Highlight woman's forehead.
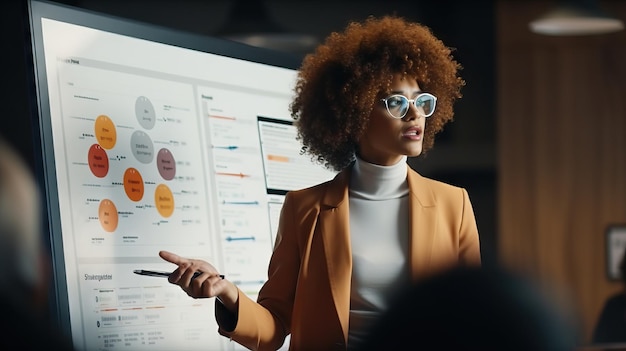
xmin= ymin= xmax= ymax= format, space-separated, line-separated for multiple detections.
xmin=389 ymin=74 xmax=420 ymax=89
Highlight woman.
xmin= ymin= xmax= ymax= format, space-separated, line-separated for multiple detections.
xmin=159 ymin=15 xmax=481 ymax=351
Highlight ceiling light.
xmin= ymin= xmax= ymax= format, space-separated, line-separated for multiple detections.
xmin=529 ymin=0 xmax=624 ymax=35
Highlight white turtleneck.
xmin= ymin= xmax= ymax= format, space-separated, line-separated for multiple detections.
xmin=347 ymin=156 xmax=411 ymax=349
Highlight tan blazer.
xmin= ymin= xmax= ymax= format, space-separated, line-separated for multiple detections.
xmin=218 ymin=165 xmax=481 ymax=351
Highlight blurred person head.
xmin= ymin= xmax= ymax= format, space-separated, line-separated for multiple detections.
xmin=359 ymin=265 xmax=579 ymax=351
xmin=0 ymin=136 xmax=74 ymax=350
xmin=0 ymin=136 xmax=45 ymax=298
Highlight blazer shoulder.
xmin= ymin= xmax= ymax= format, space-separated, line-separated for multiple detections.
xmin=423 ymin=176 xmax=464 ymax=191
xmin=285 ymin=168 xmax=348 ymax=208
xmin=286 ymin=177 xmax=333 ymax=198
xmin=409 ymin=168 xmax=467 ymax=193
xmin=407 ymin=167 xmax=472 ymax=209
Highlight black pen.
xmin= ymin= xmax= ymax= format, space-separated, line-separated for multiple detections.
xmin=133 ymin=269 xmax=225 ymax=279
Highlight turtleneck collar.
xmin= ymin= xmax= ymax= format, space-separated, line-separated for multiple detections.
xmin=349 ymin=156 xmax=409 ymax=200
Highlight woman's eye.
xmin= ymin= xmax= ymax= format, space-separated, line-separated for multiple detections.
xmin=387 ymin=97 xmax=403 ymax=107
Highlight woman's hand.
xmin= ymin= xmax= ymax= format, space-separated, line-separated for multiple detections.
xmin=158 ymin=250 xmax=239 ymax=312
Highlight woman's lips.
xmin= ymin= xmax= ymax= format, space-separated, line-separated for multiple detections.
xmin=402 ymin=126 xmax=423 ymax=140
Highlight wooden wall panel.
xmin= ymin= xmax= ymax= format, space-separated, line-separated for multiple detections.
xmin=497 ymin=0 xmax=626 ymax=343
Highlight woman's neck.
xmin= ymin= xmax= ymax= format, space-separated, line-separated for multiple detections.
xmin=350 ymin=156 xmax=408 ymax=200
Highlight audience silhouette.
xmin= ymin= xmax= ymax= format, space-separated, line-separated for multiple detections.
xmin=358 ymin=265 xmax=579 ymax=351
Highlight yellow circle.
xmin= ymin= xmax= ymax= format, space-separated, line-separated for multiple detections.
xmin=94 ymin=115 xmax=117 ymax=149
xmin=154 ymin=184 xmax=174 ymax=218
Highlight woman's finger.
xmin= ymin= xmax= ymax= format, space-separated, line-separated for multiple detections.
xmin=159 ymin=250 xmax=183 ymax=264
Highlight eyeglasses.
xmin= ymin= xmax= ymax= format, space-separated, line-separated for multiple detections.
xmin=380 ymin=93 xmax=437 ymax=119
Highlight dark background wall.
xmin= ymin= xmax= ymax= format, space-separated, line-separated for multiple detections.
xmin=497 ymin=1 xmax=626 ymax=341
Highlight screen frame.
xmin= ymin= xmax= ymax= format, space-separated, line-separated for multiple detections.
xmin=25 ymin=0 xmax=302 ymax=340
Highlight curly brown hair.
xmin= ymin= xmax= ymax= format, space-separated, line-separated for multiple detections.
xmin=290 ymin=15 xmax=465 ymax=172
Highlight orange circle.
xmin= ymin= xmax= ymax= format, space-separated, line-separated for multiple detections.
xmin=154 ymin=184 xmax=174 ymax=218
xmin=123 ymin=168 xmax=144 ymax=202
xmin=98 ymin=199 xmax=118 ymax=232
xmin=94 ymin=115 xmax=117 ymax=150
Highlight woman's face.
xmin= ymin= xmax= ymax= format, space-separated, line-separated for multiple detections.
xmin=357 ymin=74 xmax=426 ymax=166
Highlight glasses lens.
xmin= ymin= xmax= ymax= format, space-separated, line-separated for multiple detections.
xmin=385 ymin=95 xmax=409 ymax=118
xmin=415 ymin=94 xmax=436 ymax=117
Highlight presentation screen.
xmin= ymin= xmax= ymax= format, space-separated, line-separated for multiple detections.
xmin=26 ymin=1 xmax=336 ymax=350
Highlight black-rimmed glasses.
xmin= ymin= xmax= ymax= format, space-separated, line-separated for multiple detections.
xmin=380 ymin=93 xmax=437 ymax=119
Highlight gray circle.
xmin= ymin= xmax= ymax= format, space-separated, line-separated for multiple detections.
xmin=130 ymin=130 xmax=154 ymax=164
xmin=135 ymin=96 xmax=156 ymax=129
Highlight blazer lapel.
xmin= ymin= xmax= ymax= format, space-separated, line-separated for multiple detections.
xmin=314 ymin=166 xmax=438 ymax=341
xmin=319 ymin=169 xmax=352 ymax=342
xmin=406 ymin=167 xmax=438 ymax=280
